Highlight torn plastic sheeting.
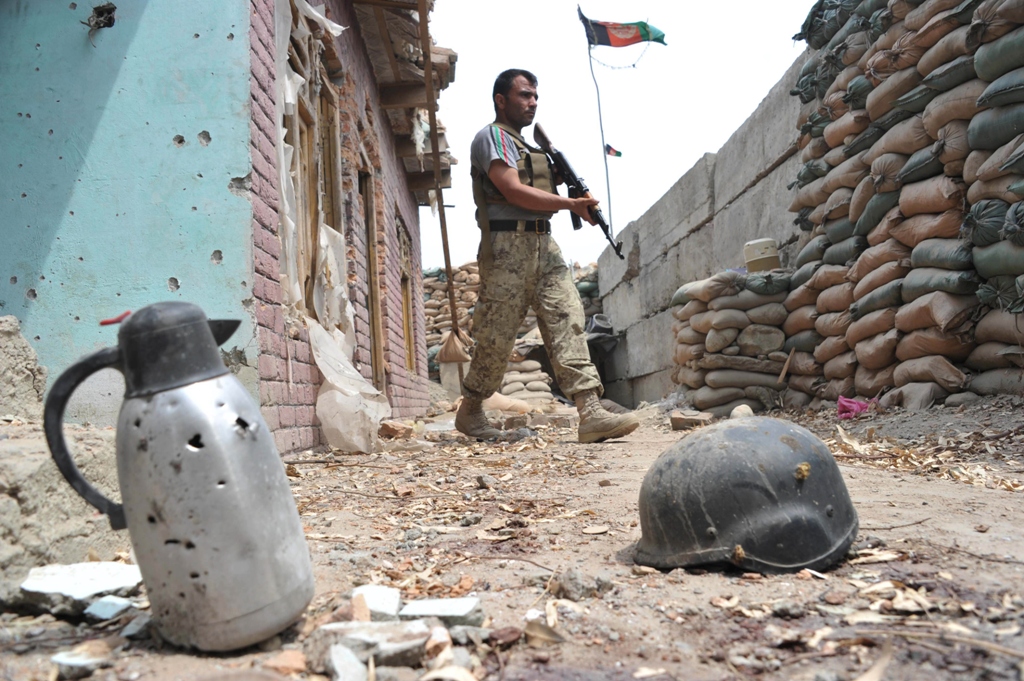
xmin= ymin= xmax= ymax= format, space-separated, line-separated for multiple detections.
xmin=308 ymin=318 xmax=391 ymax=454
xmin=313 ymin=224 xmax=356 ymax=349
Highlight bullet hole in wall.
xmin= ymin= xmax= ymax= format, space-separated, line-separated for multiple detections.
xmin=26 ymin=289 xmax=37 ymax=300
xmin=48 ymin=129 xmax=53 ymax=135
xmin=211 ymin=250 xmax=223 ymax=265
xmin=173 ymin=135 xmax=185 ymax=147
xmin=198 ymin=131 xmax=211 ymax=146
xmin=193 ymin=33 xmax=200 ymax=39
xmin=168 ymin=277 xmax=180 ymax=292
xmin=9 ymin=277 xmax=17 ymax=285
xmin=227 ymin=33 xmax=234 ymax=40
xmin=227 ymin=173 xmax=251 ymax=198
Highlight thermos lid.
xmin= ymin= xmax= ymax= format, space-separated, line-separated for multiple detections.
xmin=118 ymin=302 xmax=240 ymax=398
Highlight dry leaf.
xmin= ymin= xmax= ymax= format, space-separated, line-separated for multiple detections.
xmin=633 ymin=669 xmax=668 ymax=679
xmin=711 ymin=596 xmax=739 ymax=609
xmin=419 ymin=667 xmax=478 ymax=681
xmin=845 ymin=610 xmax=901 ymax=625
xmin=351 ymin=593 xmax=371 ymax=622
xmin=852 ymin=640 xmax=893 ymax=681
xmin=524 ymin=620 xmax=566 ymax=647
xmin=475 ymin=530 xmax=513 ymax=543
xmin=848 ymin=549 xmax=903 ymax=565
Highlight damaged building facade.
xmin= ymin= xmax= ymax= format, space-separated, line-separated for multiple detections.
xmin=0 ymin=0 xmax=456 ymax=453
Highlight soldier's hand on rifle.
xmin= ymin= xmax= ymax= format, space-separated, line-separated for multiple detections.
xmin=570 ymin=195 xmax=600 ymax=226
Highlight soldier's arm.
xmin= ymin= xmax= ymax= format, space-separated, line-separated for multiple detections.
xmin=488 ymin=161 xmax=598 ymax=225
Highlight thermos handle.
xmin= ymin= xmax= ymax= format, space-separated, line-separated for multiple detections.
xmin=43 ymin=347 xmax=128 ymax=530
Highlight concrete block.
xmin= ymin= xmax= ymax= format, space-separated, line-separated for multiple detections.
xmin=625 ymin=310 xmax=677 ymax=379
xmin=351 ymin=584 xmax=402 ymax=621
xmin=603 ymin=379 xmax=634 ymax=409
xmin=599 ymin=335 xmax=629 ymax=383
xmin=713 ymin=52 xmax=810 ymax=212
xmin=600 ymin=281 xmax=642 ymax=335
xmin=328 ymin=643 xmax=369 ymax=681
xmin=638 ymin=153 xmax=717 ymax=268
xmin=398 ymin=597 xmax=484 ymax=626
xmin=632 ymin=368 xmax=678 ymax=406
xmin=597 ymin=222 xmax=639 ymax=295
xmin=712 ymin=154 xmax=805 ymax=271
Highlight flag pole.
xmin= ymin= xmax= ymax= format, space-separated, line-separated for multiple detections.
xmin=586 ymin=42 xmax=613 ymax=232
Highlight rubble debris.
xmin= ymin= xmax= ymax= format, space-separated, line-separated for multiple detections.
xmin=51 ymin=637 xmax=119 ymax=679
xmin=669 ymin=409 xmax=713 ymax=430
xmin=327 ymin=643 xmax=368 ymax=681
xmin=119 ymin=612 xmax=150 ymax=639
xmin=305 ymin=619 xmax=437 ymax=671
xmin=351 ymin=584 xmax=402 ymax=621
xmin=398 ymin=597 xmax=484 ymax=627
xmin=262 ymin=649 xmax=307 ymax=675
xmin=18 ymin=562 xmax=142 ymax=616
xmin=83 ymin=594 xmax=134 ymax=621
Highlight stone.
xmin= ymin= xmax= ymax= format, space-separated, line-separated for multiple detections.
xmin=945 ymin=391 xmax=981 ymax=408
xmin=451 ymin=646 xmax=473 ymax=669
xmin=263 ymin=649 xmax=306 ymax=675
xmin=503 ymin=414 xmax=528 ymax=429
xmin=327 ymin=644 xmax=368 ymax=681
xmin=83 ymin=595 xmax=134 ymax=621
xmin=551 ymin=567 xmax=589 ymax=602
xmin=379 ymin=421 xmax=414 ymax=439
xmin=51 ymin=639 xmax=115 ymax=679
xmin=120 ymin=613 xmax=150 ymax=639
xmin=305 ymin=619 xmax=437 ymax=672
xmin=730 ymin=405 xmax=755 ymax=419
xmin=448 ymin=625 xmax=492 ymax=646
xmin=670 ymin=410 xmax=713 ymax=430
xmin=476 ymin=475 xmax=498 ymax=490
xmin=19 ymin=562 xmax=143 ymax=616
xmin=351 ymin=585 xmax=401 ymax=621
xmin=771 ymin=600 xmax=806 ymax=619
xmin=398 ymin=597 xmax=484 ymax=626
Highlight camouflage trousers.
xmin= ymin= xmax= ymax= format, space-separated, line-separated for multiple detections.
xmin=463 ymin=230 xmax=603 ymax=401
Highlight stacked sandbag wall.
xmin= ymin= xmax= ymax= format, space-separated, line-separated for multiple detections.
xmin=670 ymin=271 xmax=791 ymax=416
xmin=498 ymin=359 xmax=556 ymax=404
xmin=786 ymin=0 xmax=1024 ymax=405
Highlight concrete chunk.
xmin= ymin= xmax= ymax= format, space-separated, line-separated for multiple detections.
xmin=83 ymin=595 xmax=134 ymax=621
xmin=305 ymin=619 xmax=436 ymax=672
xmin=398 ymin=597 xmax=484 ymax=626
xmin=19 ymin=562 xmax=142 ymax=616
xmin=327 ymin=644 xmax=369 ymax=681
xmin=351 ymin=584 xmax=402 ymax=621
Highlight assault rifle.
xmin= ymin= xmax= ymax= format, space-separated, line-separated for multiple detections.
xmin=533 ymin=124 xmax=624 ymax=260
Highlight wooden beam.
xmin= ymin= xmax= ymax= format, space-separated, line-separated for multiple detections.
xmin=373 ymin=6 xmax=404 ymax=83
xmin=352 ymin=0 xmax=417 ymax=10
xmin=395 ymin=133 xmax=447 ymax=158
xmin=407 ymin=170 xmax=450 ymax=191
xmin=380 ymin=83 xmax=430 ymax=109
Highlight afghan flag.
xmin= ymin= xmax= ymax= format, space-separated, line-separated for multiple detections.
xmin=578 ymin=7 xmax=666 ymax=48
xmin=605 ymin=144 xmax=622 ymax=157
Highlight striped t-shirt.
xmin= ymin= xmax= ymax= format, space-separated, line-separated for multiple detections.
xmin=470 ymin=124 xmax=554 ymax=222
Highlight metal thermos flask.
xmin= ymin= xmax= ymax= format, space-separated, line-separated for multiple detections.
xmin=43 ymin=302 xmax=314 ymax=651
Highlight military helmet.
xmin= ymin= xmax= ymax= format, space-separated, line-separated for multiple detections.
xmin=635 ymin=417 xmax=858 ymax=573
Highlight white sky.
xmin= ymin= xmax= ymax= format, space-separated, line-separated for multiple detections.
xmin=418 ymin=0 xmax=814 ymax=269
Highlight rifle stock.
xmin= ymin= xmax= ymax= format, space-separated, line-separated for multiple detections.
xmin=533 ymin=124 xmax=624 ymax=260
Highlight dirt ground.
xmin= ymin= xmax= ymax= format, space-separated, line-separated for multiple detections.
xmin=2 ymin=394 xmax=1023 ymax=681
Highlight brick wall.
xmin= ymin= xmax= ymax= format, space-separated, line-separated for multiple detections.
xmin=324 ymin=0 xmax=431 ymax=418
xmin=249 ymin=0 xmax=321 ymax=454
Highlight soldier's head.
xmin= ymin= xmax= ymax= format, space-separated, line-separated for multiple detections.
xmin=493 ymin=69 xmax=538 ymax=129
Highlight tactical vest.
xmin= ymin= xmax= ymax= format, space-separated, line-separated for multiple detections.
xmin=472 ymin=123 xmax=556 ymax=212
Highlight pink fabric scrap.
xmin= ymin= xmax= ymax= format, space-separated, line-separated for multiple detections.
xmin=837 ymin=395 xmax=870 ymax=420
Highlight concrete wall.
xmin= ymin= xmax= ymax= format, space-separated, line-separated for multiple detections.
xmin=598 ymin=51 xmax=812 ymax=407
xmin=0 ymin=2 xmax=257 ymax=424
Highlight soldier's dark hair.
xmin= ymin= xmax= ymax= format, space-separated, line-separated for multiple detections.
xmin=492 ymin=69 xmax=538 ymax=110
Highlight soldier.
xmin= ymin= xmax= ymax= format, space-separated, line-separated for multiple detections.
xmin=455 ymin=68 xmax=640 ymax=444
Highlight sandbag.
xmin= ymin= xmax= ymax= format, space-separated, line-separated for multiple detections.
xmin=826 ymin=216 xmax=857 ymax=245
xmin=973 ymin=240 xmax=1024 ymax=277
xmin=708 ymin=290 xmax=788 ymax=311
xmin=866 ymin=66 xmax=924 ymax=120
xmin=981 ymin=69 xmax=1024 ymax=113
xmin=868 ymin=206 xmax=905 ymax=244
xmin=745 ymin=271 xmax=792 ymax=296
xmin=911 ymin=237 xmax=973 ymax=270
xmin=677 ymin=326 xmax=707 ymax=345
xmin=895 ymin=290 xmax=981 ymax=331
xmin=784 ymin=284 xmax=820 ymax=312
xmin=822 ymin=152 xmax=872 ymax=193
xmin=815 ymin=334 xmax=853 ymax=363
xmin=871 ymin=152 xmax=910 ymax=192
xmin=962 ymin=199 xmax=1011 ymax=246
xmin=896 ymin=326 xmax=975 ymax=361
xmin=705 ymin=327 xmax=740 ymax=353
xmin=898 ymin=175 xmax=966 ymax=217
xmin=934 ymin=119 xmax=971 ymax=163
xmin=673 ymin=299 xmax=709 ymax=322
xmin=863 ymin=115 xmax=931 ymax=164
xmin=785 ymin=329 xmax=827 ymax=353
xmin=790 ymin=260 xmax=824 ymax=290
xmin=689 ymin=310 xmax=714 ymax=335
xmin=856 ymin=327 xmax=902 ymax=368
xmin=850 ymin=238 xmax=913 ymax=281
xmin=998 ymin=135 xmax=1024 ymax=173
xmin=976 ymin=134 xmax=1024 ymax=181
xmin=784 ymin=304 xmax=821 ymax=337
xmin=967 ymin=0 xmax=1018 ymax=47
xmin=681 ymin=270 xmax=748 ymax=302
xmin=944 ymin=158 xmax=966 ymax=175
xmin=892 ymin=83 xmax=942 ymax=113
xmin=704 ymin=370 xmax=786 ymax=391
xmin=917 ymin=26 xmax=972 ymax=77
xmin=904 ymin=0 xmax=961 ymax=31
xmin=783 ymin=388 xmax=815 ymax=409
xmin=889 ymin=209 xmax=963 ymax=247
xmin=825 ymin=110 xmax=873 ymax=148
xmin=966 ymin=174 xmax=1024 ymax=203
xmin=850 ymin=278 xmax=905 ymax=318
xmin=847 ymin=307 xmax=899 ymax=345
xmin=817 ymin=282 xmax=857 ymax=312
xmin=808 ymin=264 xmax=853 ymax=290
xmin=854 ymin=259 xmax=912 ymax=299
xmin=796 ymin=235 xmax=833 ymax=268
xmin=855 ymin=190 xmax=902 ymax=235
xmin=894 ymin=355 xmax=969 ymax=391
xmin=674 ymin=343 xmax=706 ymax=365
xmin=710 ymin=308 xmax=752 ymax=331
xmin=675 ymin=366 xmax=708 ymax=389
xmin=977 ymin=274 xmax=1019 ymax=308
xmin=501 ymin=382 xmax=526 ymax=396
xmin=823 ymin=235 xmax=869 ymax=264
xmin=846 ymin=125 xmax=888 ymax=156
xmin=791 ymin=350 xmax=825 ymax=376
xmin=816 ymin=309 xmax=855 ymax=337
xmin=966 ymin=342 xmax=1017 ymax=370
xmin=901 ymin=266 xmax=982 ymax=302
xmin=879 ymin=381 xmax=950 ymax=408
xmin=1002 ymin=201 xmax=1024 ymax=246
xmin=825 ymin=351 xmax=859 ymax=379
xmin=824 ymin=187 xmax=855 ymax=218
xmin=976 ymin=308 xmax=1024 ymax=343
xmin=855 ymin=363 xmax=898 ymax=397
xmin=975 ymin=24 xmax=1024 ymax=82
xmin=922 ymin=79 xmax=989 ymax=137
xmin=736 ymin=325 xmax=786 ymax=357
xmin=692 ymin=386 xmax=747 ymax=410
xmin=896 ymin=146 xmax=946 ymax=187
xmin=970 ymin=367 xmax=1024 ymax=394
xmin=968 ymin=103 xmax=1024 ymax=150
xmin=819 ymin=376 xmax=857 ymax=400
xmin=965 ymin=150 xmax=993 ymax=184
xmin=849 ymin=174 xmax=877 ymax=226
xmin=746 ymin=302 xmax=789 ymax=326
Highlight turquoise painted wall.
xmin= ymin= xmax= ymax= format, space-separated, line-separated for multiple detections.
xmin=0 ymin=1 xmax=257 ymax=422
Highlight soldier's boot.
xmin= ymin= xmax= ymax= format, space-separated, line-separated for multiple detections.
xmin=455 ymin=395 xmax=503 ymax=440
xmin=575 ymin=389 xmax=640 ymax=444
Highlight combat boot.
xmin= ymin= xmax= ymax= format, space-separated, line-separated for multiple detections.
xmin=575 ymin=389 xmax=640 ymax=443
xmin=455 ymin=395 xmax=503 ymax=440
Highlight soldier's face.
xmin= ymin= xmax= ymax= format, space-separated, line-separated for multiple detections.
xmin=498 ymin=76 xmax=538 ymax=127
